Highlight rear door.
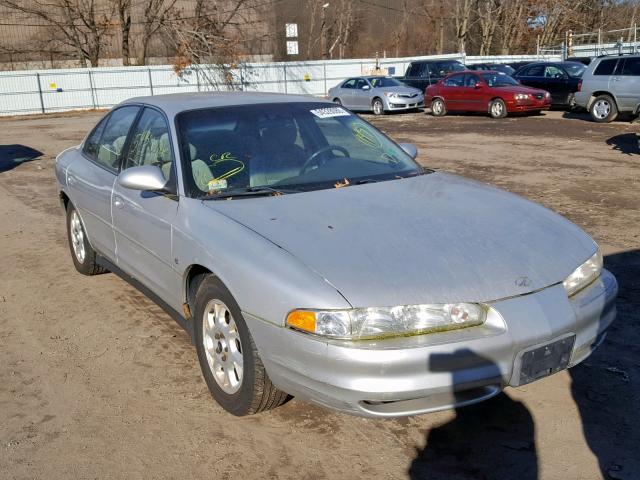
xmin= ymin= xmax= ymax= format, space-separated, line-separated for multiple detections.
xmin=352 ymin=78 xmax=372 ymax=109
xmin=611 ymin=57 xmax=640 ymax=111
xmin=112 ymin=106 xmax=182 ymax=308
xmin=516 ymin=64 xmax=545 ymax=90
xmin=440 ymin=73 xmax=466 ymax=109
xmin=338 ymin=78 xmax=357 ymax=108
xmin=544 ymin=65 xmax=570 ymax=104
xmin=590 ymin=58 xmax=619 ymax=102
xmin=67 ymin=106 xmax=140 ymax=260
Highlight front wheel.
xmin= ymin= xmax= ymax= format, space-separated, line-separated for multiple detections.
xmin=66 ymin=203 xmax=106 ymax=275
xmin=430 ymin=98 xmax=447 ymax=117
xmin=333 ymin=98 xmax=342 ymax=106
xmin=590 ymin=95 xmax=618 ymax=123
xmin=194 ymin=276 xmax=288 ymax=416
xmin=489 ymin=98 xmax=508 ymax=119
xmin=372 ymin=98 xmax=385 ymax=115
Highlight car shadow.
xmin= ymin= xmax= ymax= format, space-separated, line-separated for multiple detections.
xmin=570 ymin=250 xmax=640 ymax=479
xmin=408 ymin=350 xmax=538 ymax=480
xmin=605 ymin=133 xmax=639 ymax=155
xmin=0 ymin=144 xmax=43 ymax=173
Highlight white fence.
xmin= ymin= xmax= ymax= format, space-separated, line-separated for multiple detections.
xmin=0 ymin=53 xmax=561 ymax=116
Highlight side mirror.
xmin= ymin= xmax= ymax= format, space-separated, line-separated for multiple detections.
xmin=362 ymin=85 xmax=371 ymax=90
xmin=474 ymin=83 xmax=482 ymax=89
xmin=118 ymin=165 xmax=168 ymax=191
xmin=399 ymin=143 xmax=418 ymax=159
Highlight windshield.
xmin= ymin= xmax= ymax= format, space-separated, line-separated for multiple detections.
xmin=481 ymin=72 xmax=520 ymax=87
xmin=177 ymin=102 xmax=423 ymax=199
xmin=564 ymin=63 xmax=587 ymax=78
xmin=368 ymin=77 xmax=402 ymax=88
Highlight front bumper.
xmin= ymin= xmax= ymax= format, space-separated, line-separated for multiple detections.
xmin=508 ymin=99 xmax=551 ymax=112
xmin=383 ymin=96 xmax=424 ymax=111
xmin=245 ymin=269 xmax=617 ymax=417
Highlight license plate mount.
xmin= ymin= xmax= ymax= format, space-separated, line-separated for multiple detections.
xmin=518 ymin=335 xmax=576 ymax=386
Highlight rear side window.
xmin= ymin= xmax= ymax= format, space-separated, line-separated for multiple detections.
xmin=407 ymin=63 xmax=425 ymax=77
xmin=522 ymin=64 xmax=544 ymax=76
xmin=443 ymin=74 xmax=464 ymax=87
xmin=84 ymin=118 xmax=107 ymax=159
xmin=594 ymin=59 xmax=617 ymax=76
xmin=620 ymin=57 xmax=640 ymax=76
xmin=342 ymin=79 xmax=356 ymax=89
xmin=94 ymin=106 xmax=140 ymax=171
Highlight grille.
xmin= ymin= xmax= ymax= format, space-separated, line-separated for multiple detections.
xmin=398 ymin=93 xmax=418 ymax=98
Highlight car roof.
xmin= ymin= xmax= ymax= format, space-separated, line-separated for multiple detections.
xmin=121 ymin=92 xmax=329 ymax=118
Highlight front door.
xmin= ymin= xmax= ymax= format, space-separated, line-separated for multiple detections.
xmin=353 ymin=78 xmax=372 ymax=109
xmin=112 ymin=107 xmax=182 ymax=309
xmin=544 ymin=65 xmax=570 ymax=104
xmin=67 ymin=106 xmax=140 ymax=260
xmin=461 ymin=73 xmax=486 ymax=111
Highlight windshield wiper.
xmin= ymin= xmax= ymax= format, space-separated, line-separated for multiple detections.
xmin=203 ymin=186 xmax=298 ymax=200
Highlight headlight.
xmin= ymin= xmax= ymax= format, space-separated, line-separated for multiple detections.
xmin=514 ymin=93 xmax=530 ymax=100
xmin=384 ymin=92 xmax=398 ymax=98
xmin=563 ymin=249 xmax=603 ymax=297
xmin=286 ymin=303 xmax=487 ymax=340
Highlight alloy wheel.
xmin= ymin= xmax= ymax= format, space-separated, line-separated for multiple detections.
xmin=593 ymin=100 xmax=610 ymax=120
xmin=70 ymin=210 xmax=86 ymax=264
xmin=202 ymin=299 xmax=244 ymax=394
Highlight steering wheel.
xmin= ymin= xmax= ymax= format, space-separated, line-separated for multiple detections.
xmin=301 ymin=145 xmax=349 ymax=174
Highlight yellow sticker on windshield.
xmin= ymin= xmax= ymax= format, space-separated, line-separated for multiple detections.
xmin=208 ymin=178 xmax=228 ymax=191
xmin=352 ymin=123 xmax=382 ymax=150
xmin=210 ymin=152 xmax=245 ymax=180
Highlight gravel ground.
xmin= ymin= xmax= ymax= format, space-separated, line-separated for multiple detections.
xmin=0 ymin=108 xmax=638 ymax=480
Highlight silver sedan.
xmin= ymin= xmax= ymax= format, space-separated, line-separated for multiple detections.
xmin=328 ymin=76 xmax=424 ymax=114
xmin=55 ymin=92 xmax=617 ymax=417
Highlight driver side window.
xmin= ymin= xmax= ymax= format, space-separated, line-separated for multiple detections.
xmin=124 ymin=108 xmax=173 ymax=180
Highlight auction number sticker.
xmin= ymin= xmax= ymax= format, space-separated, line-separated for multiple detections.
xmin=310 ymin=107 xmax=351 ymax=118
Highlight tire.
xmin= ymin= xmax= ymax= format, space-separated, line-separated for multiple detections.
xmin=194 ymin=276 xmax=288 ymax=416
xmin=489 ymin=98 xmax=508 ymax=119
xmin=372 ymin=98 xmax=385 ymax=115
xmin=66 ymin=203 xmax=107 ymax=276
xmin=333 ymin=98 xmax=342 ymax=106
xmin=590 ymin=94 xmax=618 ymax=123
xmin=431 ymin=98 xmax=447 ymax=117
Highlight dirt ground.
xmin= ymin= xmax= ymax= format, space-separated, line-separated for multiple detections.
xmin=0 ymin=109 xmax=638 ymax=480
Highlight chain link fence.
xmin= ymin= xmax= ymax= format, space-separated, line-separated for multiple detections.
xmin=0 ymin=53 xmax=560 ymax=116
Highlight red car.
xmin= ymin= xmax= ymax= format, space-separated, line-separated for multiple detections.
xmin=425 ymin=70 xmax=551 ymax=119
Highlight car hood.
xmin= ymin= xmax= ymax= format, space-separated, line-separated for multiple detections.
xmin=205 ymin=173 xmax=596 ymax=307
xmin=376 ymin=86 xmax=422 ymax=96
xmin=492 ymin=85 xmax=547 ymax=95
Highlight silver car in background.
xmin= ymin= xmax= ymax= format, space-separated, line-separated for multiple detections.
xmin=574 ymin=54 xmax=640 ymax=122
xmin=55 ymin=92 xmax=617 ymax=418
xmin=328 ymin=76 xmax=424 ymax=114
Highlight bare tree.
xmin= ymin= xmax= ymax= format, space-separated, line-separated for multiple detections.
xmin=0 ymin=0 xmax=112 ymax=67
xmin=477 ymin=0 xmax=502 ymax=55
xmin=454 ymin=0 xmax=474 ymax=53
xmin=110 ymin=0 xmax=132 ymax=65
xmin=166 ymin=0 xmax=263 ymax=90
xmin=138 ymin=0 xmax=177 ymax=65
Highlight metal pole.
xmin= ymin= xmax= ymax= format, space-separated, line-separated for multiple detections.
xmin=323 ymin=62 xmax=327 ymax=96
xmin=536 ymin=35 xmax=540 ymax=58
xmin=35 ymin=73 xmax=45 ymax=114
xmin=87 ymin=70 xmax=97 ymax=109
xmin=283 ymin=64 xmax=287 ymax=93
xmin=634 ymin=24 xmax=637 ymax=54
xmin=597 ymin=28 xmax=602 ymax=56
xmin=148 ymin=68 xmax=154 ymax=95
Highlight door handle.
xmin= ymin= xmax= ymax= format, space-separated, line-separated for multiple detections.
xmin=113 ymin=196 xmax=124 ymax=209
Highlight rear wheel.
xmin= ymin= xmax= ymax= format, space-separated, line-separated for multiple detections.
xmin=372 ymin=98 xmax=385 ymax=115
xmin=489 ymin=98 xmax=508 ymax=119
xmin=66 ymin=203 xmax=106 ymax=276
xmin=590 ymin=95 xmax=618 ymax=123
xmin=430 ymin=98 xmax=446 ymax=117
xmin=194 ymin=276 xmax=288 ymax=416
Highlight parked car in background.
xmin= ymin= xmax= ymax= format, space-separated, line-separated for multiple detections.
xmin=466 ymin=63 xmax=516 ymax=76
xmin=328 ymin=76 xmax=423 ymax=115
xmin=566 ymin=56 xmax=594 ymax=66
xmin=514 ymin=61 xmax=586 ymax=106
xmin=55 ymin=92 xmax=617 ymax=418
xmin=575 ymin=54 xmax=640 ymax=122
xmin=426 ymin=71 xmax=551 ymax=118
xmin=398 ymin=59 xmax=465 ymax=91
